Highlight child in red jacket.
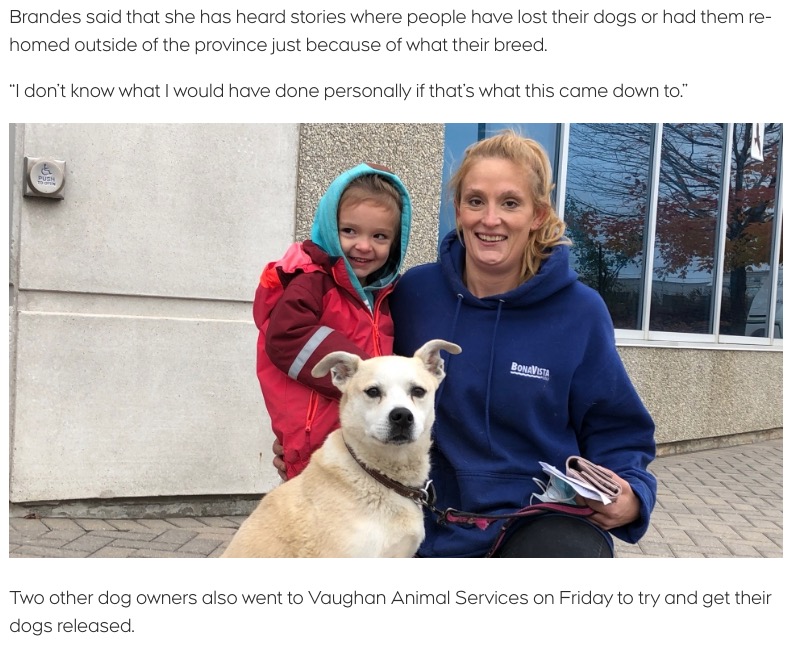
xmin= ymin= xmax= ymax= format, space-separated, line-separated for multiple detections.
xmin=253 ymin=163 xmax=412 ymax=478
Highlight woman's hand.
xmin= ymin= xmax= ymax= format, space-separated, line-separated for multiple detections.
xmin=272 ymin=438 xmax=288 ymax=481
xmin=576 ymin=473 xmax=640 ymax=530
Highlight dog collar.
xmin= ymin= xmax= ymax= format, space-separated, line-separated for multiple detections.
xmin=344 ymin=442 xmax=435 ymax=508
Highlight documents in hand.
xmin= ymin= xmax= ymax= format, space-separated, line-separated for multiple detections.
xmin=538 ymin=457 xmax=622 ymax=505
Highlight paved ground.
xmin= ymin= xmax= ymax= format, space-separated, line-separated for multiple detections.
xmin=9 ymin=439 xmax=783 ymax=558
xmin=614 ymin=439 xmax=782 ymax=558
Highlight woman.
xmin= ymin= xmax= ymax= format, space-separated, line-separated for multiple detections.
xmin=389 ymin=131 xmax=656 ymax=557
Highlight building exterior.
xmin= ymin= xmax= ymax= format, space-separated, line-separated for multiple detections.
xmin=8 ymin=123 xmax=782 ymax=506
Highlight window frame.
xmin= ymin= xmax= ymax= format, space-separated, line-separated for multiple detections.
xmin=560 ymin=122 xmax=782 ymax=350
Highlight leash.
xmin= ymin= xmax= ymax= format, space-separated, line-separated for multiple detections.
xmin=342 ymin=441 xmax=596 ymax=557
xmin=434 ymin=501 xmax=595 ymax=530
xmin=433 ymin=503 xmax=598 ymax=558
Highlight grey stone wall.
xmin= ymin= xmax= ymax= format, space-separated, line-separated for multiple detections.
xmin=295 ymin=124 xmax=445 ymax=269
xmin=620 ymin=347 xmax=783 ymax=447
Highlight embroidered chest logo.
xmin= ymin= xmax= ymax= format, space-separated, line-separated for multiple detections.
xmin=510 ymin=361 xmax=550 ymax=381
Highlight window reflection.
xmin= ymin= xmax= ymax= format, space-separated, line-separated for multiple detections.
xmin=721 ymin=124 xmax=781 ymax=337
xmin=649 ymin=124 xmax=725 ymax=333
xmin=564 ymin=124 xmax=653 ymax=329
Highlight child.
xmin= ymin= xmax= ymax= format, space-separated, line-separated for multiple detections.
xmin=253 ymin=163 xmax=412 ymax=479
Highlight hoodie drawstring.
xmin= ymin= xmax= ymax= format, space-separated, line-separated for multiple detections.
xmin=435 ymin=293 xmax=464 ymax=412
xmin=435 ymin=293 xmax=503 ymax=452
xmin=485 ymin=300 xmax=505 ymax=449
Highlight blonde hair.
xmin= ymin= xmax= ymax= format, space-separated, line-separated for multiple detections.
xmin=338 ymin=173 xmax=402 ymax=216
xmin=449 ymin=130 xmax=569 ymax=283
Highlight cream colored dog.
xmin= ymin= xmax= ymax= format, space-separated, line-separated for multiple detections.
xmin=222 ymin=339 xmax=461 ymax=558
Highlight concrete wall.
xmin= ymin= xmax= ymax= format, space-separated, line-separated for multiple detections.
xmin=9 ymin=124 xmax=299 ymax=502
xmin=8 ymin=123 xmax=782 ymax=505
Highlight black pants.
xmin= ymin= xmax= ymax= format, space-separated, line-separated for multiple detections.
xmin=493 ymin=514 xmax=614 ymax=558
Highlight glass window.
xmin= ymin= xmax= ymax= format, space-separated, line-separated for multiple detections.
xmin=564 ymin=123 xmax=653 ymax=329
xmin=721 ymin=123 xmax=782 ymax=337
xmin=649 ymin=124 xmax=725 ymax=334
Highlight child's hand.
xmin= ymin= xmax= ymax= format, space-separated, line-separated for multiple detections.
xmin=272 ymin=438 xmax=288 ymax=481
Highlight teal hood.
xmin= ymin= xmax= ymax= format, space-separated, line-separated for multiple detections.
xmin=310 ymin=163 xmax=412 ymax=308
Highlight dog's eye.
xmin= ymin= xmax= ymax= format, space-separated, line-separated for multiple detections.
xmin=411 ymin=386 xmax=427 ymax=399
xmin=364 ymin=387 xmax=381 ymax=399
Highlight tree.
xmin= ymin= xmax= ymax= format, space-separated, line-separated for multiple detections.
xmin=724 ymin=123 xmax=780 ymax=334
xmin=564 ymin=123 xmax=781 ymax=334
xmin=564 ymin=123 xmax=652 ymax=328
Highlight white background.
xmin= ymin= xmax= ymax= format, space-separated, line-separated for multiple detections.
xmin=3 ymin=0 xmax=785 ymax=654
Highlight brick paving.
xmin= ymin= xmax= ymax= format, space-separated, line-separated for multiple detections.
xmin=9 ymin=439 xmax=783 ymax=558
xmin=613 ymin=438 xmax=782 ymax=558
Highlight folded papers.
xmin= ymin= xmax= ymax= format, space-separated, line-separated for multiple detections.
xmin=538 ymin=456 xmax=622 ymax=505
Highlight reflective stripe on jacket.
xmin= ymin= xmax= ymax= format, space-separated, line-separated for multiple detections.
xmin=253 ymin=240 xmax=395 ymax=478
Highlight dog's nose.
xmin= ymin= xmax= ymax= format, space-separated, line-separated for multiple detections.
xmin=388 ymin=407 xmax=414 ymax=428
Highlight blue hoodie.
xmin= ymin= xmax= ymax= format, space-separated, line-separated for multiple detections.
xmin=390 ymin=230 xmax=657 ymax=557
xmin=310 ymin=163 xmax=412 ymax=309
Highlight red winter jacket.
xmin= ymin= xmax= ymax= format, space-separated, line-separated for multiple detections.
xmin=253 ymin=241 xmax=395 ymax=478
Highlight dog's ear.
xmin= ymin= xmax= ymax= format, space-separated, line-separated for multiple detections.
xmin=414 ymin=340 xmax=462 ymax=383
xmin=311 ymin=352 xmax=361 ymax=392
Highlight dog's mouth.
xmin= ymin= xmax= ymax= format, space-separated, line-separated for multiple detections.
xmin=385 ymin=433 xmax=415 ymax=445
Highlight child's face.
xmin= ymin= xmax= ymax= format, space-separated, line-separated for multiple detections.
xmin=338 ymin=200 xmax=399 ymax=285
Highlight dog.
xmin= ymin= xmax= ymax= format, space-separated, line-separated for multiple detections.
xmin=221 ymin=339 xmax=461 ymax=557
